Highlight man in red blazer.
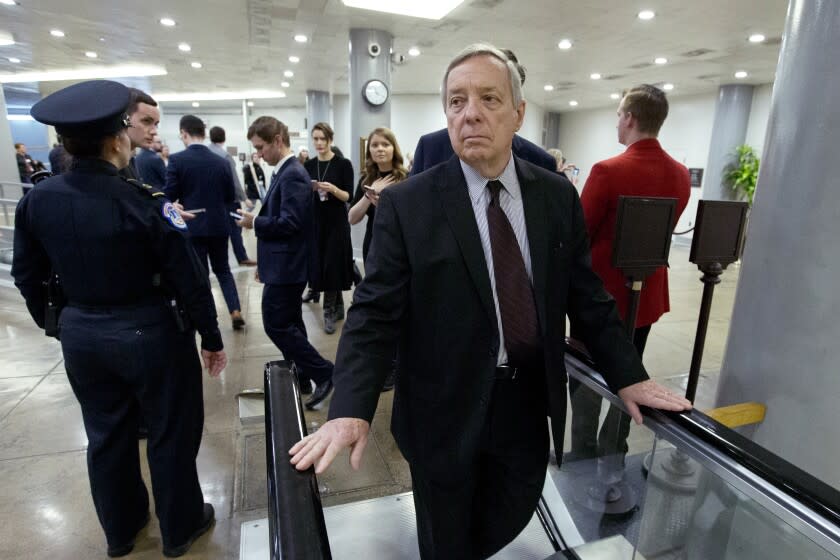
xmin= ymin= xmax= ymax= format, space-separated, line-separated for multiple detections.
xmin=570 ymin=84 xmax=691 ymax=461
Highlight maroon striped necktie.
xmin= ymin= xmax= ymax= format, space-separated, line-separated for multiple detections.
xmin=486 ymin=180 xmax=541 ymax=366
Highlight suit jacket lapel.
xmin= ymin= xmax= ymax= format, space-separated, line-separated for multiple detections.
xmin=516 ymin=157 xmax=549 ymax=335
xmin=260 ymin=159 xmax=290 ymax=216
xmin=438 ymin=156 xmax=498 ymax=327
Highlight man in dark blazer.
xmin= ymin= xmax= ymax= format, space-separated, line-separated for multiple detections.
xmin=164 ymin=115 xmax=245 ymax=330
xmin=135 ymin=134 xmax=166 ymax=189
xmin=290 ymin=44 xmax=691 ymax=558
xmin=239 ymin=116 xmax=334 ymax=409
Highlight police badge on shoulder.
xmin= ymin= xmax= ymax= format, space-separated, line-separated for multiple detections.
xmin=162 ymin=202 xmax=188 ymax=230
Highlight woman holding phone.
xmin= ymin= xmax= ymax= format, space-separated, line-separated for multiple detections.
xmin=349 ymin=127 xmax=409 ymax=264
xmin=303 ymin=122 xmax=355 ymax=334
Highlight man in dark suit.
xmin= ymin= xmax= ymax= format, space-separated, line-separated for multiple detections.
xmin=135 ymin=134 xmax=167 ymax=189
xmin=569 ymin=84 xmax=691 ymax=461
xmin=164 ymin=115 xmax=245 ymax=331
xmin=239 ymin=116 xmax=334 ymax=409
xmin=289 ymin=44 xmax=691 ymax=558
xmin=410 ymin=49 xmax=556 ymax=176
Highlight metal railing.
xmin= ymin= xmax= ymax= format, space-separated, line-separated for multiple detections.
xmin=264 ymin=361 xmax=332 ymax=559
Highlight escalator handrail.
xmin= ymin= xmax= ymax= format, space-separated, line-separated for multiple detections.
xmin=264 ymin=361 xmax=332 ymax=559
xmin=564 ymin=341 xmax=840 ymax=536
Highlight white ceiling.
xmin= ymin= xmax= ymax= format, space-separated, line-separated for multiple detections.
xmin=0 ymin=0 xmax=790 ymax=112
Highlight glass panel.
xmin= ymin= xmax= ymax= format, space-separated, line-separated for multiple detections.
xmin=547 ymin=378 xmax=840 ymax=560
xmin=634 ymin=437 xmax=839 ymax=560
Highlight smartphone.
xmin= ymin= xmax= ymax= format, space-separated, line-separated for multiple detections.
xmin=572 ymin=168 xmax=580 ymax=177
xmin=229 ymin=212 xmax=243 ymax=220
xmin=184 ymin=208 xmax=207 ymax=214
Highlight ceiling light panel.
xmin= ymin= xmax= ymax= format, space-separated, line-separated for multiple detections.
xmin=0 ymin=64 xmax=167 ymax=83
xmin=341 ymin=0 xmax=464 ymax=20
xmin=153 ymin=90 xmax=288 ymax=102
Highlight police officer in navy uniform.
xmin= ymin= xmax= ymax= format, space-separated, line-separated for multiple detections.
xmin=11 ymin=80 xmax=225 ymax=558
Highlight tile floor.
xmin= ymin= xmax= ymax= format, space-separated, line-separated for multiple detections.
xmin=0 ymin=234 xmax=739 ymax=559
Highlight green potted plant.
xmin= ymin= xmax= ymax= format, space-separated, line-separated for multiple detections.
xmin=725 ymin=144 xmax=760 ymax=205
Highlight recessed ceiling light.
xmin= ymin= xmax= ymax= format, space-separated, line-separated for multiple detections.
xmin=284 ymin=70 xmax=294 ymax=78
xmin=191 ymin=61 xmax=202 ymax=69
xmin=0 ymin=31 xmax=13 ymax=46
xmin=748 ymin=33 xmax=766 ymax=43
xmin=638 ymin=10 xmax=655 ymax=20
xmin=192 ymin=102 xmax=200 ymax=107
xmin=294 ymin=34 xmax=308 ymax=43
xmin=281 ymin=81 xmax=290 ymax=88
xmin=85 ymin=52 xmax=98 ymax=59
xmin=8 ymin=57 xmax=20 ymax=63
xmin=0 ymin=0 xmax=18 ymax=5
xmin=590 ymin=73 xmax=601 ymax=80
xmin=610 ymin=93 xmax=620 ymax=100
xmin=160 ymin=17 xmax=176 ymax=27
xmin=341 ymin=0 xmax=464 ymax=20
xmin=99 ymin=37 xmax=106 ymax=42
xmin=50 ymin=29 xmax=65 ymax=38
xmin=247 ymin=101 xmax=254 ymax=107
xmin=654 ymin=57 xmax=668 ymax=65
xmin=408 ymin=47 xmax=421 ymax=57
xmin=544 ymin=84 xmax=554 ymax=91
xmin=734 ymin=70 xmax=748 ymax=79
xmin=558 ymin=39 xmax=573 ymax=50
xmin=178 ymin=43 xmax=191 ymax=52
xmin=288 ymin=56 xmax=300 ymax=63
xmin=663 ymin=83 xmax=674 ymax=91
xmin=569 ymin=100 xmax=578 ymax=107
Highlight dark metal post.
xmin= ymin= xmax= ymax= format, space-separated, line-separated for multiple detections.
xmin=685 ymin=263 xmax=723 ymax=402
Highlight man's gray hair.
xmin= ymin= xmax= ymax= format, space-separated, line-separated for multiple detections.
xmin=440 ymin=43 xmax=524 ymax=110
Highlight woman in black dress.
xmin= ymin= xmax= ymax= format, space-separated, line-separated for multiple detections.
xmin=242 ymin=152 xmax=266 ymax=205
xmin=303 ymin=122 xmax=354 ymax=334
xmin=348 ymin=127 xmax=408 ymax=391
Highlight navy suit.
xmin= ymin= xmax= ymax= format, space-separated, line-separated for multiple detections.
xmin=410 ymin=128 xmax=557 ymax=176
xmin=164 ymin=144 xmax=241 ymax=314
xmin=135 ymin=148 xmax=166 ymax=189
xmin=256 ymin=156 xmax=332 ymax=386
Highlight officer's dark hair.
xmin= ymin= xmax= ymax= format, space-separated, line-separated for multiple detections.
xmin=180 ymin=115 xmax=206 ymax=138
xmin=62 ymin=134 xmax=111 ymax=159
xmin=127 ymin=88 xmax=157 ymax=116
xmin=209 ymin=126 xmax=226 ymax=144
xmin=311 ymin=122 xmax=334 ymax=142
xmin=247 ymin=116 xmax=289 ymax=147
xmin=620 ymin=84 xmax=669 ymax=136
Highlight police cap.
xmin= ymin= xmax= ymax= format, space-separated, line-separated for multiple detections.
xmin=30 ymin=80 xmax=131 ymax=137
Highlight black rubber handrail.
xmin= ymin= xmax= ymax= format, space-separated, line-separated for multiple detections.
xmin=564 ymin=340 xmax=840 ymax=530
xmin=264 ymin=361 xmax=332 ymax=560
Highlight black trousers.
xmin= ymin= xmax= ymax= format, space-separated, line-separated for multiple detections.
xmin=192 ymin=235 xmax=241 ymax=314
xmin=262 ymin=283 xmax=333 ymax=386
xmin=568 ymin=324 xmax=651 ymax=458
xmin=59 ymin=304 xmax=206 ymax=549
xmin=410 ymin=372 xmax=549 ymax=559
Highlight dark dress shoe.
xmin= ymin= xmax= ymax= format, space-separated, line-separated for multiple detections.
xmin=107 ymin=511 xmax=150 ymax=557
xmin=232 ymin=313 xmax=246 ymax=330
xmin=381 ymin=370 xmax=395 ymax=392
xmin=163 ymin=503 xmax=215 ymax=558
xmin=323 ymin=314 xmax=336 ymax=334
xmin=305 ymin=380 xmax=333 ymax=410
xmin=299 ymin=379 xmax=313 ymax=395
xmin=302 ymin=289 xmax=320 ymax=303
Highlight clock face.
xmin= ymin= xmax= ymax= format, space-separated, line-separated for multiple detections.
xmin=364 ymin=80 xmax=389 ymax=106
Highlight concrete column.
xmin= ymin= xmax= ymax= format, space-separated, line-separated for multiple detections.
xmin=715 ymin=0 xmax=840 ymax=488
xmin=0 ymin=88 xmax=19 ymax=184
xmin=305 ymin=89 xmax=330 ymax=155
xmin=543 ymin=111 xmax=562 ymax=151
xmin=702 ymin=84 xmax=754 ymax=200
xmin=348 ymin=28 xmax=392 ymax=180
